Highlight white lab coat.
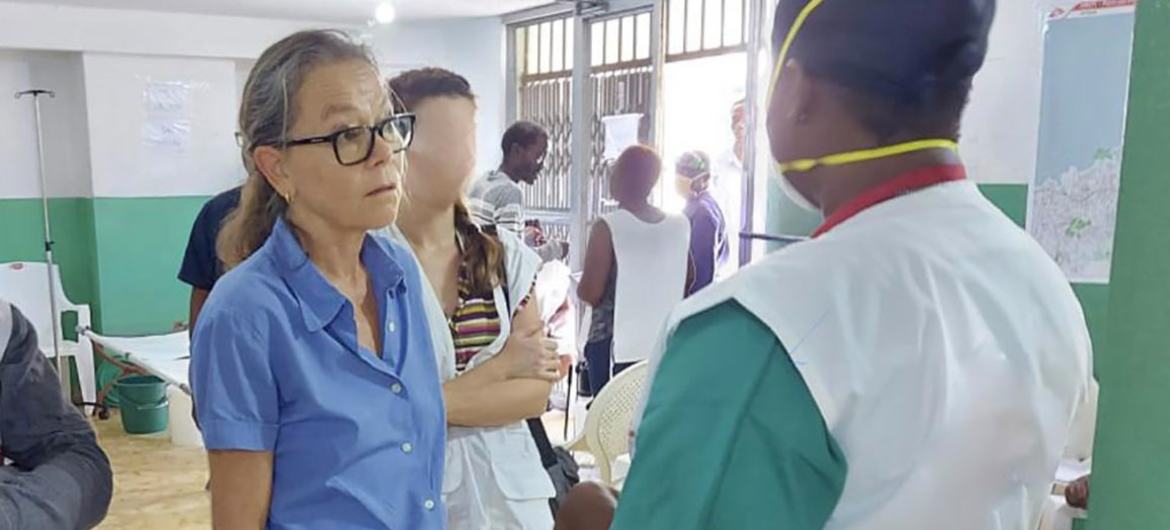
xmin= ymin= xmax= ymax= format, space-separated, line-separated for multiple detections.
xmin=637 ymin=180 xmax=1095 ymax=530
xmin=384 ymin=227 xmax=555 ymax=530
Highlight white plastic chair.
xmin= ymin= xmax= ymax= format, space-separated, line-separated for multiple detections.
xmin=0 ymin=262 xmax=96 ymax=412
xmin=563 ymin=360 xmax=649 ymax=485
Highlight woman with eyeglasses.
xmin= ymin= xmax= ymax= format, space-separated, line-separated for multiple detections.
xmin=384 ymin=68 xmax=565 ymax=530
xmin=189 ymin=30 xmax=445 ymax=530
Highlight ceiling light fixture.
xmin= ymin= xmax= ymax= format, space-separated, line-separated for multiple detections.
xmin=374 ymin=2 xmax=397 ymax=24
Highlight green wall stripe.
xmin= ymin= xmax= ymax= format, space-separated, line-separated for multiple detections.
xmin=0 ymin=198 xmax=99 ymax=333
xmin=977 ymin=183 xmax=1028 ymax=227
xmin=91 ymin=197 xmax=208 ymax=335
xmin=0 ymin=196 xmax=208 ymax=337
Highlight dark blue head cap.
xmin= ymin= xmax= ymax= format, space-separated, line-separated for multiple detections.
xmin=773 ymin=0 xmax=997 ymax=103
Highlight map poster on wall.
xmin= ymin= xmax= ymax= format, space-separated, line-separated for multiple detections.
xmin=1028 ymin=0 xmax=1135 ymax=283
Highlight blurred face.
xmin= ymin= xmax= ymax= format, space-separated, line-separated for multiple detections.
xmin=731 ymin=101 xmax=746 ymax=160
xmin=405 ymin=95 xmax=477 ymax=207
xmin=255 ymin=59 xmax=404 ymax=233
xmin=674 ymin=172 xmax=709 ymax=198
xmin=674 ymin=173 xmax=692 ymax=198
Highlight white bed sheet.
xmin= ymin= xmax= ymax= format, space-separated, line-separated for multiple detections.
xmin=87 ymin=331 xmax=190 ymax=392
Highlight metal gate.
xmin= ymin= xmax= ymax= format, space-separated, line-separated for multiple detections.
xmin=514 ymin=16 xmax=576 ymax=239
xmin=586 ymin=11 xmax=654 ymax=224
xmin=587 ymin=66 xmax=653 ymax=222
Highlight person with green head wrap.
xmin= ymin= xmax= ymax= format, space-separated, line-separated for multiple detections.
xmin=674 ymin=150 xmax=728 ymax=295
xmin=553 ymin=1 xmax=1094 ymax=529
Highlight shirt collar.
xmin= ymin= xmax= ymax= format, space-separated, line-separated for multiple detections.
xmin=491 ymin=169 xmax=515 ymax=182
xmin=812 ymin=164 xmax=967 ymax=238
xmin=268 ymin=218 xmax=406 ymax=332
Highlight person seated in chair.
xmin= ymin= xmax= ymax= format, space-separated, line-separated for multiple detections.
xmin=0 ymin=298 xmax=113 ymax=529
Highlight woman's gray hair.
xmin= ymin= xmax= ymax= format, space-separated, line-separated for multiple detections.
xmin=219 ymin=29 xmax=379 ymax=268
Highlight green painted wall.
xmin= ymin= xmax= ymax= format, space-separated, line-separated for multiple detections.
xmin=0 ymin=198 xmax=100 ymax=334
xmin=1088 ymin=1 xmax=1170 ymax=527
xmin=0 ymin=196 xmax=207 ymax=336
xmin=90 ymin=197 xmax=207 ymax=335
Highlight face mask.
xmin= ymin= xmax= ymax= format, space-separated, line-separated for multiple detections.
xmin=767 ymin=0 xmax=959 ymax=178
xmin=778 ymin=169 xmax=818 ymax=212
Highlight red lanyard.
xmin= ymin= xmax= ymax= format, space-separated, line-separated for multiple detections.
xmin=812 ymin=165 xmax=967 ymax=238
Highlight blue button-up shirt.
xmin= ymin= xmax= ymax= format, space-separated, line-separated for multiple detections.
xmin=190 ymin=218 xmax=446 ymax=530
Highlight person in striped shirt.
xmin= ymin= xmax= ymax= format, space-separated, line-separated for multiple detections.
xmin=468 ymin=122 xmax=568 ymax=263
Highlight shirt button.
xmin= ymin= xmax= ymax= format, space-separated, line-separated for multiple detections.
xmin=402 ymin=442 xmax=414 ymax=454
xmin=391 ymin=383 xmax=403 ymax=394
xmin=388 ymin=322 xmax=396 ymax=333
xmin=424 ymin=499 xmax=436 ymax=511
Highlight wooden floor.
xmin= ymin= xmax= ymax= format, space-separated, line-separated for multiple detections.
xmin=92 ymin=409 xmax=581 ymax=529
xmin=93 ymin=412 xmax=211 ymax=530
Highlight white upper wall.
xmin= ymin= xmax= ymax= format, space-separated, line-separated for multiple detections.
xmin=960 ymin=0 xmax=1060 ymax=185
xmin=0 ymin=1 xmax=341 ymax=59
xmin=83 ymin=53 xmax=243 ymax=197
xmin=370 ymin=17 xmax=507 ymax=176
xmin=0 ymin=50 xmax=92 ymax=199
xmin=1 ymin=0 xmax=1073 ymax=193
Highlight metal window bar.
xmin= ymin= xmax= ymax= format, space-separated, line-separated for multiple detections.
xmin=665 ymin=0 xmax=747 ymax=62
xmin=700 ymin=0 xmax=706 ymax=50
xmin=515 ymin=14 xmax=576 ymax=214
xmin=588 ymin=64 xmax=654 ymax=224
xmin=519 ymin=75 xmax=573 ymax=212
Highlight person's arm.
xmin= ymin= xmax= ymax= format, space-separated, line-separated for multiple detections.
xmin=189 ymin=288 xmax=210 ymax=338
xmin=535 ymin=239 xmax=568 ymax=263
xmin=1066 ymin=475 xmax=1090 ymax=509
xmin=179 ymin=200 xmax=219 ymax=333
xmin=492 ymin=185 xmax=527 ymax=234
xmin=0 ymin=303 xmax=113 ymax=530
xmin=208 ymin=452 xmax=273 ymax=530
xmin=610 ymin=301 xmax=847 ymax=530
xmin=685 ymin=253 xmax=696 ymax=295
xmin=688 ymin=213 xmax=717 ymax=291
xmin=191 ymin=310 xmax=279 ymax=529
xmin=577 ymin=220 xmax=613 ymax=307
xmin=443 ymin=300 xmax=559 ymax=427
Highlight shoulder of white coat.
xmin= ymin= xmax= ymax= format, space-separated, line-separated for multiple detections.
xmin=666 ymin=241 xmax=840 ymax=331
xmin=0 ymin=298 xmax=12 ymax=362
xmin=498 ymin=228 xmax=541 ymax=298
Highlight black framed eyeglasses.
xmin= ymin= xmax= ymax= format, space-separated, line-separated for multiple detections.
xmin=278 ymin=113 xmax=416 ymax=166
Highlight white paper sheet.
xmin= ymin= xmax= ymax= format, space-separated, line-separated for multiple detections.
xmin=602 ymin=113 xmax=642 ymax=160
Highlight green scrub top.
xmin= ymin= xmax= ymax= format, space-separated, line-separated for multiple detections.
xmin=610 ymin=301 xmax=847 ymax=530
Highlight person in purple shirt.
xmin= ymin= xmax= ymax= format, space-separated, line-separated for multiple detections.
xmin=674 ymin=151 xmax=728 ymax=296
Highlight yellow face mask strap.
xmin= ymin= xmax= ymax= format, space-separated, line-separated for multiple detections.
xmin=767 ymin=0 xmax=958 ymax=173
xmin=767 ymin=0 xmax=824 ymax=99
xmin=781 ymin=139 xmax=959 ymax=172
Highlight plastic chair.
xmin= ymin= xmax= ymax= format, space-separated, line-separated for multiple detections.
xmin=563 ymin=360 xmax=649 ymax=485
xmin=0 ymin=262 xmax=96 ymax=412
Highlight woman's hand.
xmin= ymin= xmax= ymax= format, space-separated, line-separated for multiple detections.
xmin=1065 ymin=475 xmax=1090 ymax=509
xmin=498 ymin=297 xmax=561 ymax=382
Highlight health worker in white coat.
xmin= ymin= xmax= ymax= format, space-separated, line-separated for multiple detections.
xmin=386 ymin=67 xmax=564 ymax=530
xmin=605 ymin=1 xmax=1097 ymax=530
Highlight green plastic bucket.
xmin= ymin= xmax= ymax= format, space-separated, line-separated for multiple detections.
xmin=114 ymin=376 xmax=169 ymax=435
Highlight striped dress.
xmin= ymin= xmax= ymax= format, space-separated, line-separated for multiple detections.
xmin=448 ymin=259 xmax=529 ymax=373
xmin=450 ymin=284 xmax=502 ymax=372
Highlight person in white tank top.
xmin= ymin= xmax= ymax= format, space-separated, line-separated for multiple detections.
xmin=577 ymin=145 xmax=692 ymax=394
